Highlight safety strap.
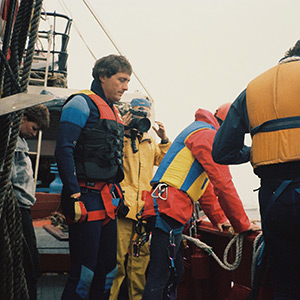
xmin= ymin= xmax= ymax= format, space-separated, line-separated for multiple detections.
xmin=261 ymin=179 xmax=292 ymax=224
xmin=251 ymin=116 xmax=300 ymax=137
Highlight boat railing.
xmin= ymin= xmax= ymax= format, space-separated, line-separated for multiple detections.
xmin=28 ymin=11 xmax=72 ymax=87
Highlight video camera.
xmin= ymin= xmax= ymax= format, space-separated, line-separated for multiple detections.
xmin=118 ymin=103 xmax=151 ymax=133
xmin=127 ymin=107 xmax=151 ymax=133
xmin=117 ymin=102 xmax=152 ymax=153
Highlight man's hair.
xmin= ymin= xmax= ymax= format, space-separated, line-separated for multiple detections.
xmin=92 ymin=54 xmax=132 ymax=79
xmin=285 ymin=40 xmax=300 ymax=57
xmin=24 ymin=104 xmax=50 ymax=130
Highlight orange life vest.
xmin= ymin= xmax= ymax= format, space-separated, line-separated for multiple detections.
xmin=246 ymin=60 xmax=300 ymax=168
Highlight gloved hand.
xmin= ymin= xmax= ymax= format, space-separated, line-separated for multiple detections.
xmin=117 ymin=199 xmax=129 ymax=218
xmin=63 ymin=196 xmax=88 ymax=223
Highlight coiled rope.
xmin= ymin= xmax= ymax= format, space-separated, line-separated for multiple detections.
xmin=182 ymin=232 xmax=245 ymax=271
xmin=246 ymin=232 xmax=265 ymax=300
xmin=0 ymin=0 xmax=43 ymax=299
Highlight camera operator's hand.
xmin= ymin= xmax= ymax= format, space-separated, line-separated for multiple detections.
xmin=153 ymin=121 xmax=168 ymax=141
xmin=122 ymin=111 xmax=132 ymax=127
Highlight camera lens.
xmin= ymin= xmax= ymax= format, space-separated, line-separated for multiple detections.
xmin=130 ymin=117 xmax=151 ymax=132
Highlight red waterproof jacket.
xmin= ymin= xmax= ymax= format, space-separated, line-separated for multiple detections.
xmin=188 ymin=109 xmax=250 ymax=233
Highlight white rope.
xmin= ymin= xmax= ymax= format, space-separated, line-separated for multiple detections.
xmin=182 ymin=232 xmax=245 ymax=271
xmin=250 ymin=232 xmax=264 ymax=287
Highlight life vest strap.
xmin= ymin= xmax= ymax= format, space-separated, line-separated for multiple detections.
xmin=251 ymin=116 xmax=300 ymax=137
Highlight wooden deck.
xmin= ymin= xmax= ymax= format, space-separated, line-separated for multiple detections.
xmin=35 ymin=220 xmax=70 ymax=299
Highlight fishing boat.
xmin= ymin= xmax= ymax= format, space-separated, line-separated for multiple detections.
xmin=0 ymin=1 xmax=275 ymax=299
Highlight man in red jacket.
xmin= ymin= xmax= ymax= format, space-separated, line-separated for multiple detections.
xmin=141 ymin=105 xmax=259 ymax=300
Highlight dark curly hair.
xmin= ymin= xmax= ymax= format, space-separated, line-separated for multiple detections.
xmin=92 ymin=54 xmax=132 ymax=79
xmin=24 ymin=104 xmax=50 ymax=130
xmin=285 ymin=40 xmax=300 ymax=57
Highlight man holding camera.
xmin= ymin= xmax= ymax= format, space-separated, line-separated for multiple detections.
xmin=109 ymin=98 xmax=171 ymax=300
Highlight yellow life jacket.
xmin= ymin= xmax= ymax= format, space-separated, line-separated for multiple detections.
xmin=246 ymin=60 xmax=300 ymax=168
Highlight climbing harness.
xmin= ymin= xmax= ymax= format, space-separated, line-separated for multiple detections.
xmin=150 ymin=183 xmax=184 ymax=235
xmin=147 ymin=184 xmax=185 ymax=299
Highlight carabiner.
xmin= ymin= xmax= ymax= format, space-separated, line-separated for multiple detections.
xmin=151 ymin=183 xmax=168 ymax=200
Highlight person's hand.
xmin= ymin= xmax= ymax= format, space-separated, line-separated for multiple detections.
xmin=64 ymin=194 xmax=87 ymax=223
xmin=152 ymin=121 xmax=168 ymax=140
xmin=216 ymin=220 xmax=231 ymax=232
xmin=122 ymin=111 xmax=132 ymax=127
xmin=247 ymin=220 xmax=261 ymax=232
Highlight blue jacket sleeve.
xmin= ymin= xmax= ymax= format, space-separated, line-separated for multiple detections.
xmin=212 ymin=89 xmax=251 ymax=165
xmin=55 ymin=95 xmax=90 ymax=196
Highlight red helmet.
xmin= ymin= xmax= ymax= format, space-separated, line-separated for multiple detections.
xmin=214 ymin=103 xmax=231 ymax=124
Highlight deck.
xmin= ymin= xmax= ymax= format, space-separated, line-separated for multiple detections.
xmin=37 ymin=273 xmax=67 ymax=300
xmin=34 ymin=220 xmax=69 ymax=300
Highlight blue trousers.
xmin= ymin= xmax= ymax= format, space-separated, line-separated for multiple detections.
xmin=259 ymin=179 xmax=300 ymax=300
xmin=61 ymin=188 xmax=117 ymax=300
xmin=142 ymin=227 xmax=184 ymax=300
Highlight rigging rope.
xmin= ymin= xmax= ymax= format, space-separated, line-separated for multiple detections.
xmin=81 ymin=0 xmax=154 ymax=101
xmin=0 ymin=0 xmax=44 ymax=299
xmin=57 ymin=0 xmax=97 ymax=60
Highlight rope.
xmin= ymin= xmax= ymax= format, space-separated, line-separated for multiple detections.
xmin=0 ymin=0 xmax=44 ymax=299
xmin=182 ymin=232 xmax=245 ymax=271
xmin=0 ymin=0 xmax=19 ymax=91
xmin=20 ymin=0 xmax=43 ymax=91
xmin=250 ymin=232 xmax=264 ymax=287
xmin=246 ymin=232 xmax=264 ymax=300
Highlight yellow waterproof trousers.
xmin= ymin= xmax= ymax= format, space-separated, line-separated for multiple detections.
xmin=109 ymin=218 xmax=150 ymax=300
